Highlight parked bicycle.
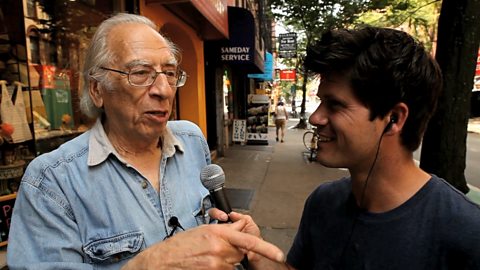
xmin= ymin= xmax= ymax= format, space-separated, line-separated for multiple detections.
xmin=303 ymin=126 xmax=318 ymax=161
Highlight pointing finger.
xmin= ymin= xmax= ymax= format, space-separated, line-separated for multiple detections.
xmin=225 ymin=230 xmax=285 ymax=263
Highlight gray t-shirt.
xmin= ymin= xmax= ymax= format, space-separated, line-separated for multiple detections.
xmin=288 ymin=175 xmax=480 ymax=270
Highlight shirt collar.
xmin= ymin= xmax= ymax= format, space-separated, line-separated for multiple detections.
xmin=88 ymin=119 xmax=184 ymax=166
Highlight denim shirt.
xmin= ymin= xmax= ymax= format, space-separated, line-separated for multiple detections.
xmin=7 ymin=120 xmax=213 ymax=270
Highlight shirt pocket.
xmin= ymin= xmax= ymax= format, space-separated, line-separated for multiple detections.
xmin=193 ymin=193 xmax=214 ymax=225
xmin=83 ymin=231 xmax=144 ymax=264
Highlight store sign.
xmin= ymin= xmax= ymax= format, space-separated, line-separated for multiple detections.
xmin=216 ymin=7 xmax=263 ymax=72
xmin=232 ymin=119 xmax=246 ymax=142
xmin=0 ymin=195 xmax=15 ymax=242
xmin=279 ymin=69 xmax=296 ymax=81
xmin=278 ymin=51 xmax=296 ymax=59
xmin=279 ymin=33 xmax=297 ymax=51
xmin=278 ymin=33 xmax=297 ymax=59
xmin=221 ymin=46 xmax=252 ymax=61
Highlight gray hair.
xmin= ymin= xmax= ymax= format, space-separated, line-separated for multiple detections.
xmin=80 ymin=13 xmax=180 ymax=119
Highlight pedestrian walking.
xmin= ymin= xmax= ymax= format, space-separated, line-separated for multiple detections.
xmin=275 ymin=101 xmax=288 ymax=142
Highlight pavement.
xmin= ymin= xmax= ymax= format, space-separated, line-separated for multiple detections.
xmin=215 ymin=117 xmax=480 ymax=255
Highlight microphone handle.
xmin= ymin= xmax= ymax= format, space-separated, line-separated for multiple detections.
xmin=211 ymin=188 xmax=249 ymax=269
xmin=211 ymin=188 xmax=232 ymax=220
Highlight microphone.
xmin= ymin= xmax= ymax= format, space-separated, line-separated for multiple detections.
xmin=164 ymin=216 xmax=185 ymax=240
xmin=200 ymin=164 xmax=232 ymax=222
xmin=200 ymin=164 xmax=249 ymax=269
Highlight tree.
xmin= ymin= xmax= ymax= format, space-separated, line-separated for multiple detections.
xmin=357 ymin=0 xmax=441 ymax=52
xmin=420 ymin=0 xmax=480 ymax=193
xmin=271 ymin=0 xmax=390 ymax=128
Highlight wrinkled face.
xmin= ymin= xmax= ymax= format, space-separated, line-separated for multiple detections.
xmin=309 ymin=74 xmax=385 ymax=171
xmin=90 ymin=23 xmax=178 ymax=142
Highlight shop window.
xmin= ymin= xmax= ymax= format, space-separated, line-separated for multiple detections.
xmin=0 ymin=0 xmax=126 ymax=249
xmin=47 ymin=41 xmax=57 ymax=66
xmin=26 ymin=0 xmax=37 ymax=18
xmin=29 ymin=30 xmax=40 ymax=64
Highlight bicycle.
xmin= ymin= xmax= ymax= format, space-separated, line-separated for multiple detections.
xmin=303 ymin=126 xmax=319 ymax=161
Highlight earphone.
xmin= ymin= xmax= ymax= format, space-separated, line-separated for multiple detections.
xmin=383 ymin=114 xmax=397 ymax=134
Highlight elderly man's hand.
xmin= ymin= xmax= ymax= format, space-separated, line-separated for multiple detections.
xmin=121 ymin=218 xmax=284 ymax=270
xmin=209 ymin=208 xmax=262 ymax=238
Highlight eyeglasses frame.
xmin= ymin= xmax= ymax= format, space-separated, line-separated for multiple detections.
xmin=99 ymin=66 xmax=187 ymax=88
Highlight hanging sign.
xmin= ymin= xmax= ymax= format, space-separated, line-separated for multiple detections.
xmin=279 ymin=69 xmax=296 ymax=81
xmin=278 ymin=33 xmax=297 ymax=59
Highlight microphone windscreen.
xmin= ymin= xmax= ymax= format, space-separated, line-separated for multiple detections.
xmin=200 ymin=164 xmax=225 ymax=190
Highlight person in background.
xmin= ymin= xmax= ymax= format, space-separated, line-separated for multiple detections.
xmin=7 ymin=13 xmax=283 ymax=270
xmin=218 ymin=26 xmax=480 ymax=269
xmin=275 ymin=101 xmax=288 ymax=142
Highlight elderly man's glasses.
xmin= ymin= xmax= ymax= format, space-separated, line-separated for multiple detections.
xmin=100 ymin=66 xmax=187 ymax=87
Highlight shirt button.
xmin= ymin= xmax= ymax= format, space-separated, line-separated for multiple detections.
xmin=141 ymin=180 xmax=148 ymax=189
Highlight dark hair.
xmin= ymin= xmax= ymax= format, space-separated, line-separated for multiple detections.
xmin=305 ymin=26 xmax=442 ymax=151
xmin=277 ymin=101 xmax=284 ymax=106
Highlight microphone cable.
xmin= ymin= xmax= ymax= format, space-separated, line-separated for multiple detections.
xmin=337 ymin=129 xmax=386 ymax=268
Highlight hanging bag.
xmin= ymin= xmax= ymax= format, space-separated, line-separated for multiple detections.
xmin=1 ymin=80 xmax=32 ymax=143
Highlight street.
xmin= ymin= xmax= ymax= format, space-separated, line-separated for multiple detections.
xmin=412 ymin=132 xmax=480 ymax=189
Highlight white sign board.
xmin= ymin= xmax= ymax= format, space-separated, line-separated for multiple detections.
xmin=232 ymin=119 xmax=246 ymax=142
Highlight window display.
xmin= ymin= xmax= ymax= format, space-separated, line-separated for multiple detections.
xmin=0 ymin=0 xmax=126 ymax=247
xmin=246 ymin=94 xmax=269 ymax=145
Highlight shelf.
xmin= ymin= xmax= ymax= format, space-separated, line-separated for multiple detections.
xmin=0 ymin=194 xmax=16 ymax=202
xmin=0 ymin=160 xmax=25 ymax=180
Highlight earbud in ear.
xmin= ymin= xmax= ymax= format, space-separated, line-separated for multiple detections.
xmin=390 ymin=115 xmax=398 ymax=124
xmin=383 ymin=115 xmax=397 ymax=134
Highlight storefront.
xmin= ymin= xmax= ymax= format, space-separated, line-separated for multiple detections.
xmin=0 ymin=0 xmax=135 ymax=247
xmin=205 ymin=6 xmax=266 ymax=151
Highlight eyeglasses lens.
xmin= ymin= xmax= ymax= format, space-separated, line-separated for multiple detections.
xmin=128 ymin=66 xmax=184 ymax=87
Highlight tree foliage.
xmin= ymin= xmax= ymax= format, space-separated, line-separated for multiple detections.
xmin=357 ymin=0 xmax=441 ymax=51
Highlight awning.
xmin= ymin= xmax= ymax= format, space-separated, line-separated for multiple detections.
xmin=206 ymin=6 xmax=264 ymax=73
xmin=146 ymin=0 xmax=228 ymax=40
xmin=248 ymin=52 xmax=273 ymax=81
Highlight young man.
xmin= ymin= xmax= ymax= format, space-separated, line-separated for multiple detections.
xmin=7 ymin=13 xmax=283 ymax=270
xmin=225 ymin=26 xmax=480 ymax=269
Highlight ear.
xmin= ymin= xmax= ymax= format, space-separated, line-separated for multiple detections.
xmin=89 ymin=79 xmax=104 ymax=108
xmin=386 ymin=102 xmax=408 ymax=134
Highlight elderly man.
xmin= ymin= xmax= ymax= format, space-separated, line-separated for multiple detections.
xmin=7 ymin=13 xmax=283 ymax=270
